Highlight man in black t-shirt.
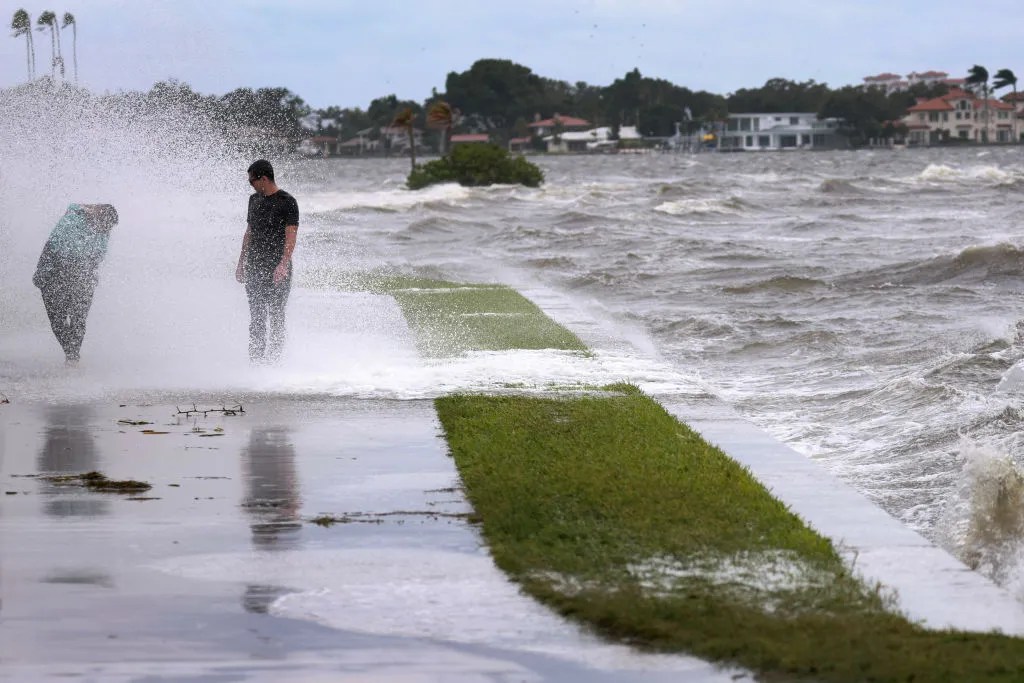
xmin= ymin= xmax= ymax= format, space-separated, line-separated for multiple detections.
xmin=235 ymin=159 xmax=299 ymax=364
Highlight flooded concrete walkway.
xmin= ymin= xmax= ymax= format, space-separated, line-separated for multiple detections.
xmin=0 ymin=398 xmax=742 ymax=682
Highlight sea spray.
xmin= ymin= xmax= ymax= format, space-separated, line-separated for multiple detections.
xmin=0 ymin=80 xmax=247 ymax=396
xmin=939 ymin=437 xmax=1024 ymax=591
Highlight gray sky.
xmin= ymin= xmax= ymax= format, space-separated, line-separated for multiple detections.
xmin=2 ymin=0 xmax=1022 ymax=110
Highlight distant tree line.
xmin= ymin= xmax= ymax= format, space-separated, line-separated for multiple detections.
xmin=250 ymin=60 xmax=1015 ymax=150
xmin=8 ymin=15 xmax=1021 ymax=152
xmin=303 ymin=61 xmax=962 ymax=149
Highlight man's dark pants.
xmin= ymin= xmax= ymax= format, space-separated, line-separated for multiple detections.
xmin=245 ymin=270 xmax=291 ymax=363
xmin=40 ymin=280 xmax=96 ymax=362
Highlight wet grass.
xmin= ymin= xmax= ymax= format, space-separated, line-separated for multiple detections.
xmin=332 ymin=270 xmax=587 ymax=356
xmin=435 ymin=386 xmax=1024 ymax=682
xmin=334 ymin=270 xmax=1024 ymax=678
xmin=391 ymin=284 xmax=586 ymax=355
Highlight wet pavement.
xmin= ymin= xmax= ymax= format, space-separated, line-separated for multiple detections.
xmin=7 ymin=282 xmax=1020 ymax=683
xmin=0 ymin=399 xmax=745 ymax=682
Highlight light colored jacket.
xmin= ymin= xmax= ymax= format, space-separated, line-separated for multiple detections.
xmin=32 ymin=204 xmax=110 ymax=289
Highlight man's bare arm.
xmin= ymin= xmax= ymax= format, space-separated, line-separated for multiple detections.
xmin=273 ymin=225 xmax=297 ymax=284
xmin=236 ymin=226 xmax=251 ymax=284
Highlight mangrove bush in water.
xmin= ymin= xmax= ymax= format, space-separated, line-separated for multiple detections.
xmin=406 ymin=143 xmax=543 ymax=190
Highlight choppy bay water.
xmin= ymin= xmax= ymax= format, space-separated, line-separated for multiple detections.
xmin=286 ymin=149 xmax=1024 ymax=598
xmin=4 ymin=112 xmax=1024 ymax=602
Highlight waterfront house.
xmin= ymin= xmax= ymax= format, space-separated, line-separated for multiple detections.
xmin=299 ymin=135 xmax=341 ymax=157
xmin=717 ymin=113 xmax=846 ymax=151
xmin=450 ymin=133 xmax=490 ymax=146
xmin=527 ymin=115 xmax=590 ymax=138
xmin=1002 ymin=92 xmax=1024 ymax=139
xmin=901 ymin=88 xmax=1016 ymax=144
xmin=540 ymin=125 xmax=643 ymax=153
xmin=508 ymin=136 xmax=532 ymax=153
xmin=338 ymin=126 xmax=426 ymax=156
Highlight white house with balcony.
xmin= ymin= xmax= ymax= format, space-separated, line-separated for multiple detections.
xmin=717 ymin=113 xmax=846 ymax=151
xmin=543 ymin=125 xmax=642 ymax=153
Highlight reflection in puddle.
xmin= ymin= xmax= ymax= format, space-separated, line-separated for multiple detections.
xmin=241 ymin=427 xmax=302 ymax=613
xmin=38 ymin=405 xmax=107 ymax=517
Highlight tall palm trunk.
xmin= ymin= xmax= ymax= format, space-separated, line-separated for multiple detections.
xmin=70 ymin=22 xmax=77 ymax=83
xmin=61 ymin=13 xmax=77 ymax=83
xmin=390 ymin=107 xmax=418 ymax=172
xmin=993 ymin=69 xmax=1019 ymax=143
xmin=44 ymin=28 xmax=54 ymax=77
xmin=24 ymin=29 xmax=32 ymax=78
xmin=46 ymin=26 xmax=55 ymax=78
xmin=1015 ymin=84 xmax=1020 ymax=143
xmin=978 ymin=83 xmax=991 ymax=143
xmin=53 ymin=20 xmax=63 ymax=79
xmin=36 ymin=11 xmax=58 ymax=79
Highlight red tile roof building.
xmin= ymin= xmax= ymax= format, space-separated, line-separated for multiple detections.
xmin=862 ymin=70 xmax=963 ymax=95
xmin=450 ymin=133 xmax=490 ymax=144
xmin=901 ymin=88 xmax=1019 ymax=144
xmin=527 ymin=115 xmax=591 ymax=137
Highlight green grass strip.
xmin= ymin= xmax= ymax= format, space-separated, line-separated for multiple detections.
xmin=330 ymin=270 xmax=1024 ymax=678
xmin=436 ymin=387 xmax=1024 ymax=681
xmin=391 ymin=284 xmax=585 ymax=356
xmin=330 ymin=271 xmax=587 ymax=356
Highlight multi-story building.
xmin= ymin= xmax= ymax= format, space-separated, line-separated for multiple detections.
xmin=717 ymin=113 xmax=846 ymax=151
xmin=863 ymin=73 xmax=908 ymax=94
xmin=863 ymin=70 xmax=965 ymax=94
xmin=901 ymin=88 xmax=1017 ymax=144
xmin=907 ymin=70 xmax=951 ymax=88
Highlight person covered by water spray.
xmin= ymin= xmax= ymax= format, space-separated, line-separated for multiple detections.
xmin=32 ymin=203 xmax=119 ymax=366
xmin=236 ymin=159 xmax=299 ymax=364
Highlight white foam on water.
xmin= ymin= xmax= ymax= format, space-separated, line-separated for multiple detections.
xmin=995 ymin=361 xmax=1024 ymax=393
xmin=150 ymin=547 xmax=718 ymax=673
xmin=937 ymin=438 xmax=1024 ymax=597
xmin=917 ymin=163 xmax=1022 ymax=185
xmin=302 ymin=183 xmax=472 ymax=213
xmin=653 ymin=198 xmax=742 ymax=216
xmin=918 ymin=163 xmax=961 ymax=182
xmin=627 ymin=551 xmax=831 ymax=599
xmin=964 ymin=165 xmax=1019 ymax=184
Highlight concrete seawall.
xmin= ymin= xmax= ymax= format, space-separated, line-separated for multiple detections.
xmin=520 ymin=284 xmax=1024 ymax=635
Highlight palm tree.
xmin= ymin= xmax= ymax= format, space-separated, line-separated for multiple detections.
xmin=427 ymin=101 xmax=457 ymax=156
xmin=62 ymin=12 xmax=76 ymax=83
xmin=391 ymin=107 xmax=417 ymax=171
xmin=966 ymin=65 xmax=990 ymax=142
xmin=993 ymin=68 xmax=1019 ymax=143
xmin=35 ymin=10 xmax=63 ymax=80
xmin=11 ymin=9 xmax=35 ymax=80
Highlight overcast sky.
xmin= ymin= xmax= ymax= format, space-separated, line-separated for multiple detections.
xmin=2 ymin=0 xmax=1022 ymax=110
